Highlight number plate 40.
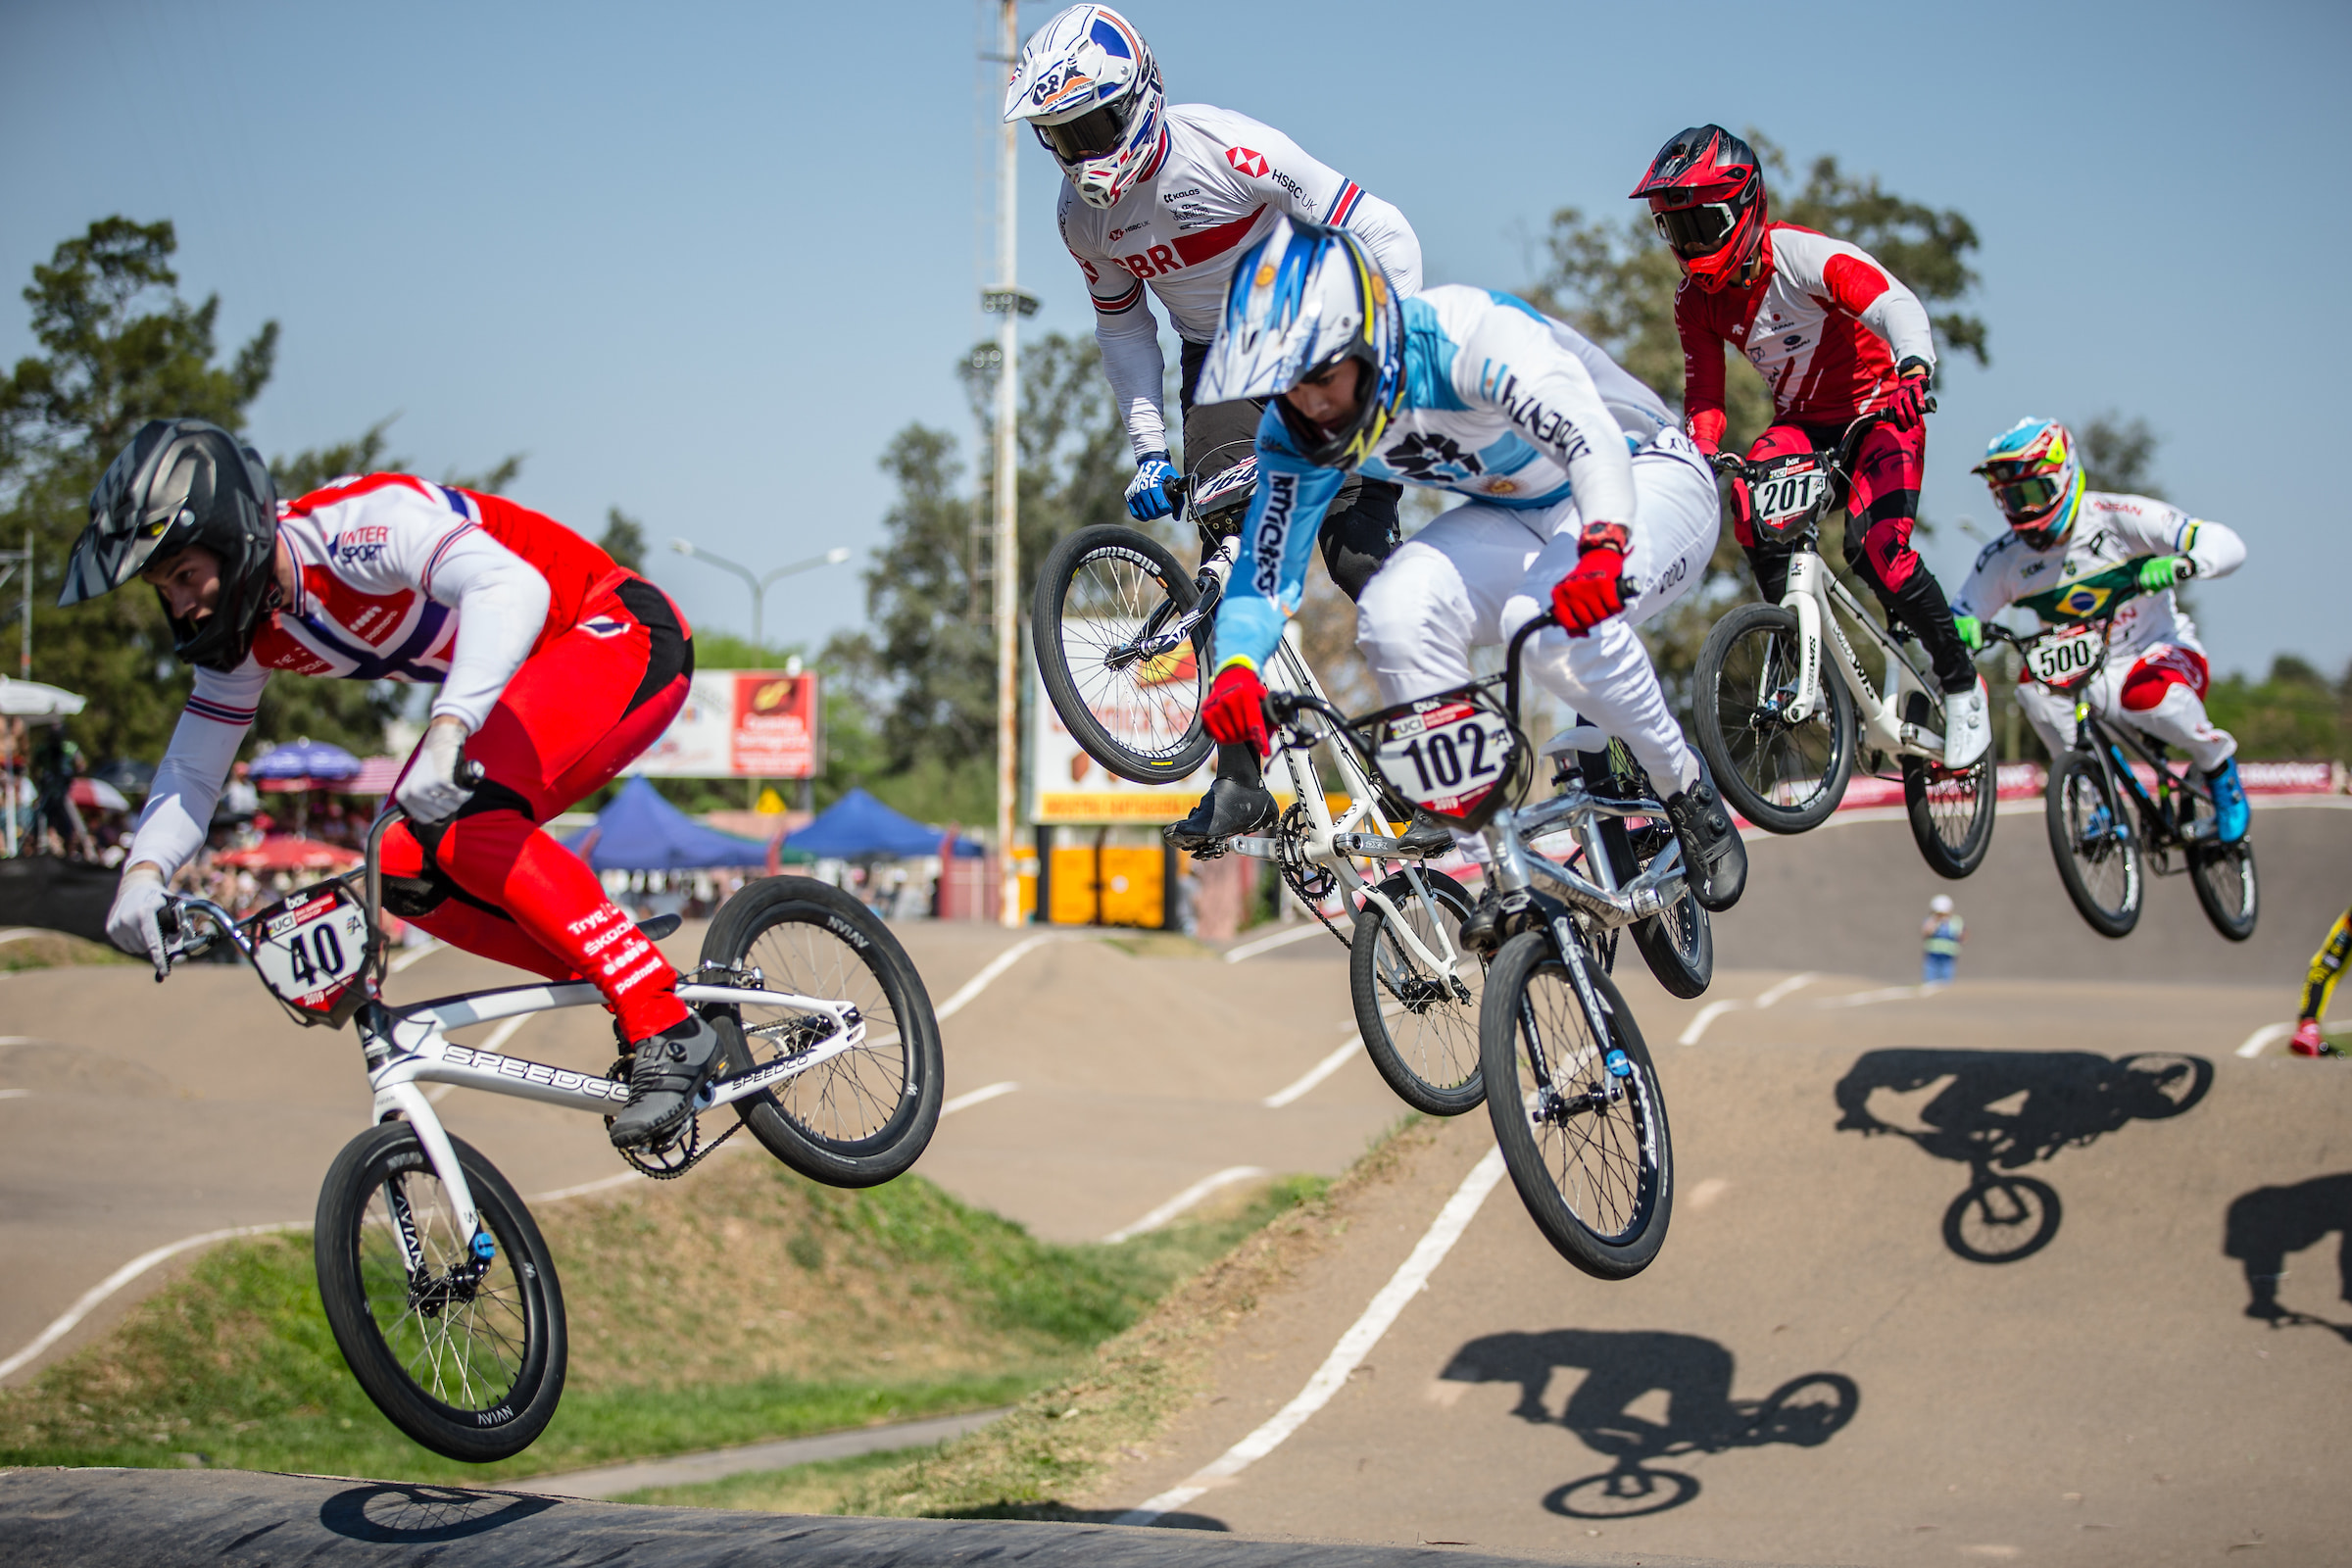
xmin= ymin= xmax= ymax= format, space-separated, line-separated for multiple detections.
xmin=249 ymin=881 xmax=372 ymax=1023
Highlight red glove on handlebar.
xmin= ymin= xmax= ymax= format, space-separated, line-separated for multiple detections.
xmin=1202 ymin=663 xmax=1271 ymax=754
xmin=1551 ymin=538 xmax=1628 ymax=638
xmin=1885 ymin=362 xmax=1933 ymax=430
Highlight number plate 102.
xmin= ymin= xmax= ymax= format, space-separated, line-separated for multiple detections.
xmin=1375 ymin=702 xmax=1514 ymax=815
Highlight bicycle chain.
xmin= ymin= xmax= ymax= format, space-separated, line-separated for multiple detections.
xmin=1273 ymin=801 xmax=1353 ymax=948
xmin=605 ymin=1053 xmax=749 ymax=1180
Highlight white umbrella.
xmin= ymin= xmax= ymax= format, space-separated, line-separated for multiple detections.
xmin=0 ymin=677 xmax=86 ymax=717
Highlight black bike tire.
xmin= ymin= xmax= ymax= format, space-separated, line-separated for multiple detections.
xmin=2043 ymin=749 xmax=2142 ymax=939
xmin=702 ymin=876 xmax=944 ymax=1188
xmin=1599 ymin=813 xmax=1712 ymax=1000
xmin=2180 ymin=786 xmax=2260 ymax=942
xmin=1032 ymin=523 xmax=1213 ymax=786
xmin=1479 ymin=932 xmax=1673 ymax=1279
xmin=1693 ymin=601 xmax=1855 ymax=834
xmin=1350 ymin=869 xmax=1485 ymax=1116
xmin=314 ymin=1123 xmax=565 ymax=1463
xmin=1900 ymin=690 xmax=1997 ymax=880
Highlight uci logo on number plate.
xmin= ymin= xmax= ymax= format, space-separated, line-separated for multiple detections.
xmin=1376 ymin=703 xmax=1511 ymax=813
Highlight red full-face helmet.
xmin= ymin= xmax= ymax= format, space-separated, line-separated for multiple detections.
xmin=1631 ymin=125 xmax=1768 ymax=294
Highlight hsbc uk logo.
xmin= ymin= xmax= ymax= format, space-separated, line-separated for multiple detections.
xmin=1226 ymin=146 xmax=1269 ymax=177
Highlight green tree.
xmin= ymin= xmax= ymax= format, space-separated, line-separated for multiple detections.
xmin=2077 ymin=413 xmax=2165 ymax=498
xmin=2207 ymin=655 xmax=2351 ymax=761
xmin=599 ymin=507 xmax=648 ymax=572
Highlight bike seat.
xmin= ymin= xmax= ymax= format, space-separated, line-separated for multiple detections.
xmin=635 ymin=913 xmax=683 ymax=942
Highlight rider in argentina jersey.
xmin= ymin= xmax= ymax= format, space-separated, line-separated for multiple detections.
xmin=1952 ymin=493 xmax=2245 ymax=772
xmin=1215 ymin=284 xmax=1664 ymax=673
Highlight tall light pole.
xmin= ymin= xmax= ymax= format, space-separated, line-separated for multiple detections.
xmin=982 ymin=0 xmax=1038 ymax=928
xmin=668 ymin=540 xmax=852 ymax=651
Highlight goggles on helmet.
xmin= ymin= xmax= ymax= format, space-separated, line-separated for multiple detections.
xmin=1651 ymin=202 xmax=1740 ymax=261
xmin=1036 ymin=97 xmax=1132 ymax=163
xmin=1986 ymin=473 xmax=2066 ymax=522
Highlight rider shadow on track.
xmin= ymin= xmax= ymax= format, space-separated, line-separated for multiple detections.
xmin=1438 ymin=1330 xmax=1858 ymax=1520
xmin=1834 ymin=1049 xmax=2212 ymax=1263
xmin=2226 ymin=1173 xmax=2352 ymax=1342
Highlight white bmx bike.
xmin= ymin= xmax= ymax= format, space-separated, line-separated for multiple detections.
xmin=151 ymin=804 xmax=943 ymax=1462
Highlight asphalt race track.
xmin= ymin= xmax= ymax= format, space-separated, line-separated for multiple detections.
xmin=2 ymin=797 xmax=2347 ymax=1565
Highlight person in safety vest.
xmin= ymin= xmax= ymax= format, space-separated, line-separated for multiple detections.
xmin=1921 ymin=894 xmax=1964 ymax=986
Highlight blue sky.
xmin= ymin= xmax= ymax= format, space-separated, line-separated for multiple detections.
xmin=4 ymin=0 xmax=2345 ymax=677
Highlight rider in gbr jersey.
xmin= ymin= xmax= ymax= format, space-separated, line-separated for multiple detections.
xmin=1198 ymin=218 xmax=1748 ymax=938
xmin=1952 ymin=416 xmax=2251 ymax=841
xmin=65 ymin=419 xmax=717 ymax=1150
xmin=1632 ymin=124 xmax=1991 ymax=770
xmin=1003 ymin=4 xmax=1428 ymax=850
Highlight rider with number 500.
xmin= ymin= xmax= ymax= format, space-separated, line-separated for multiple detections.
xmin=71 ymin=420 xmax=728 ymax=1153
xmin=1196 ymin=217 xmax=1749 ymax=953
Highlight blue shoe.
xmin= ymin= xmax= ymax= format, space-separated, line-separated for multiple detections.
xmin=2206 ymin=758 xmax=2249 ymax=843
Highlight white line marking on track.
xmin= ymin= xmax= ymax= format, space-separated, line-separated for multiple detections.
xmin=1817 ymin=983 xmax=1940 ymax=1008
xmin=941 ymin=1080 xmax=1019 ymax=1116
xmin=1103 ymin=1166 xmax=1270 ymax=1244
xmin=1262 ymin=1032 xmax=1359 ymax=1108
xmin=1224 ymin=924 xmax=1326 ymax=963
xmin=934 ymin=935 xmax=1059 ymax=1021
xmin=1754 ymin=970 xmax=1821 ymax=1007
xmin=1116 ymin=1146 xmax=1507 ymax=1524
xmin=389 ymin=939 xmax=444 ymax=974
xmin=0 ymin=1089 xmax=28 ymax=1101
xmin=0 ymin=1222 xmax=299 ymax=1383
xmin=1677 ymin=999 xmax=1740 ymax=1046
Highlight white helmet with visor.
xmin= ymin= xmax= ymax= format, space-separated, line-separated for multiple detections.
xmin=1002 ymin=6 xmax=1164 ymax=211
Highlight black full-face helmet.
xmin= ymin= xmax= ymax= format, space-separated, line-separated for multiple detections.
xmin=60 ymin=417 xmax=280 ymax=670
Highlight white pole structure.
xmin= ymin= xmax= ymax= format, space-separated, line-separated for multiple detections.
xmin=987 ymin=0 xmax=1026 ymax=928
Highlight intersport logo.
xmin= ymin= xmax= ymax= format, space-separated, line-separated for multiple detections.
xmin=1226 ymin=146 xmax=1268 ymax=177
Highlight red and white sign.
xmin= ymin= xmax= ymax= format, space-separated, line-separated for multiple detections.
xmin=633 ymin=668 xmax=821 ymax=779
xmin=1226 ymin=146 xmax=1268 ymax=177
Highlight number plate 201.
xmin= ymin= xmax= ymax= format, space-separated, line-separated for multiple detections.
xmin=2025 ymin=627 xmax=2100 ymax=687
xmin=1374 ymin=701 xmax=1514 ymax=816
xmin=251 ymin=882 xmax=371 ymax=1016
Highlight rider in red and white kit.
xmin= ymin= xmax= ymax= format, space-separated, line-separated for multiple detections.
xmin=1003 ymin=4 xmax=1433 ymax=850
xmin=63 ymin=419 xmax=713 ymax=1150
xmin=1632 ymin=125 xmax=1990 ymax=769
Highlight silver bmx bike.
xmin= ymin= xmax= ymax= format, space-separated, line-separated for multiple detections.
xmin=149 ymin=802 xmax=944 ymax=1462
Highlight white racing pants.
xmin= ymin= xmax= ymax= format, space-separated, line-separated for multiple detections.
xmin=2012 ymin=641 xmax=2236 ymax=773
xmin=1355 ymin=430 xmax=1719 ymax=796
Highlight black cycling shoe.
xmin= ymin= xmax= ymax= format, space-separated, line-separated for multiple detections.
xmin=1662 ymin=772 xmax=1747 ymax=913
xmin=1163 ymin=778 xmax=1277 ymax=853
xmin=1460 ymin=886 xmax=1541 ymax=958
xmin=609 ymin=1012 xmax=723 ymax=1151
xmin=1393 ymin=810 xmax=1456 ymax=858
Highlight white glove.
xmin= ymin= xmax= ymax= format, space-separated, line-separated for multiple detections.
xmin=397 ymin=719 xmax=475 ymax=823
xmin=107 ymin=864 xmax=170 ymax=967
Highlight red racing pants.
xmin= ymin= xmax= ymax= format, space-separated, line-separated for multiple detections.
xmin=382 ymin=574 xmax=695 ymax=1042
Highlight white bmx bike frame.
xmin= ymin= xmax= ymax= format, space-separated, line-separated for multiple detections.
xmin=1775 ymin=546 xmax=1947 ymax=762
xmin=158 ymin=808 xmax=883 ymax=1277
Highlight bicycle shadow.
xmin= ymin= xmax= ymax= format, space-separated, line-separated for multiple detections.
xmin=318 ymin=1483 xmax=558 ymax=1544
xmin=1438 ymin=1329 xmax=1858 ymax=1520
xmin=2225 ymin=1173 xmax=2352 ymax=1342
xmin=1834 ymin=1049 xmax=2212 ymax=1263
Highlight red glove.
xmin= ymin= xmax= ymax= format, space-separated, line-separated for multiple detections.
xmin=1551 ymin=539 xmax=1627 ymax=638
xmin=1885 ymin=362 xmax=1933 ymax=430
xmin=1201 ymin=663 xmax=1270 ymax=754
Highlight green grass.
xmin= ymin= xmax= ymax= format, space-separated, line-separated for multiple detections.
xmin=0 ymin=1153 xmax=1326 ymax=1486
xmin=0 ymin=930 xmax=130 ymax=971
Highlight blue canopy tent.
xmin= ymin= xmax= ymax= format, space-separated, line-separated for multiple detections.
xmin=564 ymin=776 xmax=775 ymax=871
xmin=783 ymin=788 xmax=982 ymax=860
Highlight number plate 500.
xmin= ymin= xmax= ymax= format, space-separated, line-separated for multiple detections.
xmin=2026 ymin=629 xmax=2100 ymax=686
xmin=1375 ymin=703 xmax=1514 ymax=813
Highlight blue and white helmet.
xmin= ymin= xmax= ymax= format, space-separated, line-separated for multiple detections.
xmin=1198 ymin=215 xmax=1405 ymax=470
xmin=1002 ymin=6 xmax=1164 ymax=211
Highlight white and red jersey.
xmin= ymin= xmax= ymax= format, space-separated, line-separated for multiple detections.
xmin=130 ymin=474 xmax=627 ymax=876
xmin=1676 ymin=223 xmax=1936 ymax=445
xmin=1953 ymin=493 xmax=2246 ymax=669
xmin=1058 ymin=103 xmax=1422 ymax=458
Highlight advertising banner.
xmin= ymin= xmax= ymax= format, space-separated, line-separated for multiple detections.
xmin=633 ymin=669 xmax=820 ymax=779
xmin=1028 ymin=621 xmax=1206 ymax=824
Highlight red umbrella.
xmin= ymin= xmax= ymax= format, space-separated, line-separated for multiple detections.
xmin=68 ymin=776 xmax=130 ymax=812
xmin=215 ymin=834 xmax=363 ymax=872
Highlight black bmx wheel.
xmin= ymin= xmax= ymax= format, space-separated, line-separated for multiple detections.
xmin=2178 ymin=784 xmax=2259 ymax=941
xmin=314 ymin=1124 xmax=564 ymax=1463
xmin=2044 ymin=749 xmax=2142 ymax=938
xmin=702 ymin=876 xmax=943 ymax=1188
xmin=1694 ymin=601 xmax=1855 ymax=833
xmin=1033 ymin=523 xmax=1212 ymax=785
xmin=1901 ymin=690 xmax=1997 ymax=879
xmin=1599 ymin=810 xmax=1713 ymax=1000
xmin=1480 ymin=932 xmax=1673 ymax=1279
xmin=1351 ymin=869 xmax=1485 ymax=1115
xmin=1942 ymin=1174 xmax=2062 ymax=1263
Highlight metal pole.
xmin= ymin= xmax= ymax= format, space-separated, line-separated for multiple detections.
xmin=992 ymin=0 xmax=1021 ymax=928
xmin=19 ymin=530 xmax=27 ymax=679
